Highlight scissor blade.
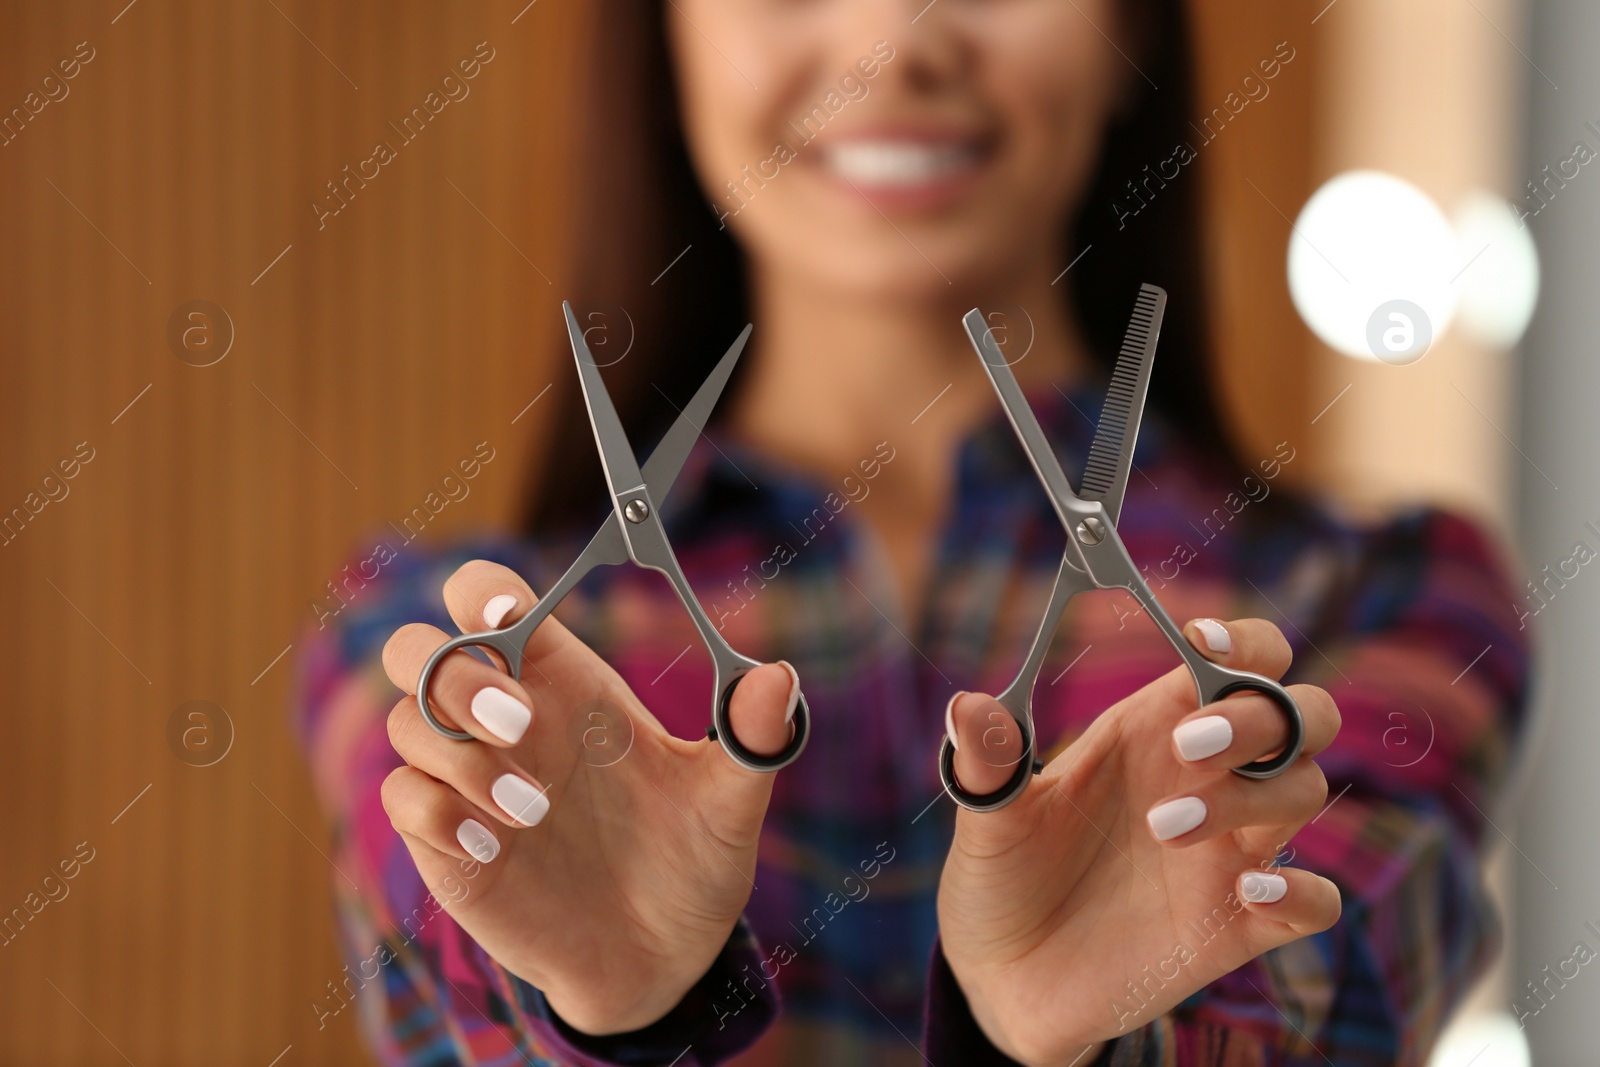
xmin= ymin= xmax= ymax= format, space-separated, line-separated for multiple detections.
xmin=567 ymin=510 xmax=632 ymax=573
xmin=1079 ymin=284 xmax=1166 ymax=525
xmin=963 ymin=309 xmax=1086 ymax=529
xmin=564 ymin=301 xmax=647 ymax=499
xmin=640 ymin=324 xmax=753 ymax=501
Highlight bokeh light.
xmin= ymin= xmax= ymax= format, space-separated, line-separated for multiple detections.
xmin=1452 ymin=191 xmax=1540 ymax=349
xmin=1288 ymin=170 xmax=1459 ymax=362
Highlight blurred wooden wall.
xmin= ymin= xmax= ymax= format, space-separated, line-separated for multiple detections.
xmin=0 ymin=2 xmax=578 ymax=1062
xmin=0 ymin=2 xmax=1316 ymax=1063
xmin=1189 ymin=8 xmax=1322 ymax=461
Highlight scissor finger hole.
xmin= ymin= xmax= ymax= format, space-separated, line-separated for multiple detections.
xmin=954 ymin=697 xmax=1033 ymax=770
xmin=710 ymin=676 xmax=809 ymax=773
xmin=938 ymin=734 xmax=1039 ymax=814
xmin=418 ymin=634 xmax=525 ymax=742
xmin=1213 ymin=680 xmax=1305 ymax=780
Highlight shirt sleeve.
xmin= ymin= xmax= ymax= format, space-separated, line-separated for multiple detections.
xmin=924 ymin=940 xmax=1144 ymax=1065
xmin=921 ymin=508 xmax=1531 ymax=1067
xmin=1167 ymin=507 xmax=1533 ymax=1064
xmin=291 ymin=541 xmax=778 ymax=1066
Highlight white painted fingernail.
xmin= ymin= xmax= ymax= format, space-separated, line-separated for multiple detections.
xmin=457 ymin=818 xmax=500 ymax=863
xmin=944 ymin=692 xmax=968 ymax=752
xmin=778 ymin=661 xmax=801 ymax=724
xmin=483 ymin=594 xmax=518 ymax=629
xmin=492 ymin=774 xmax=550 ymax=827
xmin=1173 ymin=715 xmax=1234 ymax=761
xmin=1147 ymin=796 xmax=1207 ymax=841
xmin=471 ymin=687 xmax=532 ymax=744
xmin=1240 ymin=871 xmax=1288 ymax=904
xmin=1192 ymin=618 xmax=1231 ymax=654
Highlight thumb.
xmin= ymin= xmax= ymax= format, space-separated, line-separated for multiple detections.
xmin=946 ymin=691 xmax=1051 ymax=856
xmin=947 ymin=691 xmax=1029 ymax=797
xmin=727 ymin=661 xmax=800 ymax=758
xmin=696 ymin=661 xmax=800 ymax=832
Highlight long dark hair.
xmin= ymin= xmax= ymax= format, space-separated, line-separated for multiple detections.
xmin=526 ymin=0 xmax=1231 ymax=532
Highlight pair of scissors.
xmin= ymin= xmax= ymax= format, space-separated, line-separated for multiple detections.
xmin=940 ymin=283 xmax=1305 ymax=812
xmin=417 ymin=303 xmax=810 ymax=773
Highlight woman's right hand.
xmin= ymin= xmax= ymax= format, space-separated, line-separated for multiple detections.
xmin=378 ymin=560 xmax=799 ymax=1036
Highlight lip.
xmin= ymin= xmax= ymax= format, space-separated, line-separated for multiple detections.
xmin=806 ymin=124 xmax=997 ymax=214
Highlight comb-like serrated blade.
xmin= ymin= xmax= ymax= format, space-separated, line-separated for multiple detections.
xmin=1079 ymin=283 xmax=1166 ymax=524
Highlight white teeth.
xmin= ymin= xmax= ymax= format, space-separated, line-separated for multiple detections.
xmin=824 ymin=141 xmax=978 ymax=187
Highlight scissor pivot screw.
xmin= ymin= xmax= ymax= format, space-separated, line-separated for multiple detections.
xmin=624 ymin=499 xmax=650 ymax=524
xmin=1075 ymin=517 xmax=1106 ymax=545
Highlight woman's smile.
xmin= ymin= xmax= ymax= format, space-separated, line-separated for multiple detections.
xmin=812 ymin=126 xmax=997 ymax=213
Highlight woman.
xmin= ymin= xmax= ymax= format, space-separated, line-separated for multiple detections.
xmin=295 ymin=2 xmax=1529 ymax=1064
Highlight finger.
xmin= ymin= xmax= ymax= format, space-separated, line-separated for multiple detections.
xmin=696 ymin=663 xmax=799 ymax=849
xmin=381 ymin=764 xmax=505 ymax=865
xmin=700 ymin=662 xmax=799 ymax=819
xmin=436 ymin=558 xmax=625 ymax=725
xmin=947 ymin=692 xmax=1028 ymax=799
xmin=1145 ymin=758 xmax=1327 ymax=848
xmin=382 ymin=622 xmax=534 ymax=746
xmin=1170 ymin=684 xmax=1340 ymax=770
xmin=1099 ymin=619 xmax=1292 ymax=742
xmin=440 ymin=559 xmax=581 ymax=669
xmin=724 ymin=661 xmax=800 ymax=759
xmin=389 ymin=697 xmax=552 ymax=828
xmin=1181 ymin=618 xmax=1292 ymax=680
xmin=1235 ymin=866 xmax=1342 ymax=937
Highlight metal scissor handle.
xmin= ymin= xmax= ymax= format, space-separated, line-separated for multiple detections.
xmin=708 ymin=654 xmax=812 ymax=774
xmin=414 ymin=537 xmax=812 ymax=770
xmin=1170 ymin=643 xmax=1305 ymax=779
xmin=936 ymin=599 xmax=1307 ymax=811
xmin=938 ymin=552 xmax=1087 ymax=811
xmin=416 ymin=559 xmax=580 ymax=741
xmin=416 ymin=598 xmax=810 ymax=772
xmin=937 ymin=706 xmax=1038 ymax=814
xmin=1093 ymin=537 xmax=1306 ymax=780
xmin=619 ymin=487 xmax=811 ymax=774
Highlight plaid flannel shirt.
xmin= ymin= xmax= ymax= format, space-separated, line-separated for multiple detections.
xmin=294 ymin=383 xmax=1530 ymax=1066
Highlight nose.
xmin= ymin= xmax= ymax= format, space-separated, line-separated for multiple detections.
xmin=835 ymin=0 xmax=974 ymax=96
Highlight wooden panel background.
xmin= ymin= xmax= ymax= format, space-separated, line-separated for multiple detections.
xmin=0 ymin=3 xmax=1317 ymax=1063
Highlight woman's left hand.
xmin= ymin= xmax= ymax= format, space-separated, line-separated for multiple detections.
xmin=936 ymin=618 xmax=1343 ymax=1066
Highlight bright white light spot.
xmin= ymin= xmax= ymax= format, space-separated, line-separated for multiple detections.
xmin=1452 ymin=191 xmax=1540 ymax=349
xmin=1288 ymin=170 xmax=1459 ymax=362
xmin=1427 ymin=1010 xmax=1530 ymax=1067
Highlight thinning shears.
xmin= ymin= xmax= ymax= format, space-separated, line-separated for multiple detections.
xmin=940 ymin=284 xmax=1305 ymax=812
xmin=417 ymin=303 xmax=810 ymax=773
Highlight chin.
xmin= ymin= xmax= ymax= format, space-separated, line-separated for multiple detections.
xmin=739 ymin=217 xmax=1018 ymax=305
xmin=819 ymin=246 xmax=987 ymax=304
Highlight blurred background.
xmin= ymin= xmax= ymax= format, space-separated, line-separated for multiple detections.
xmin=0 ymin=0 xmax=1590 ymax=1063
